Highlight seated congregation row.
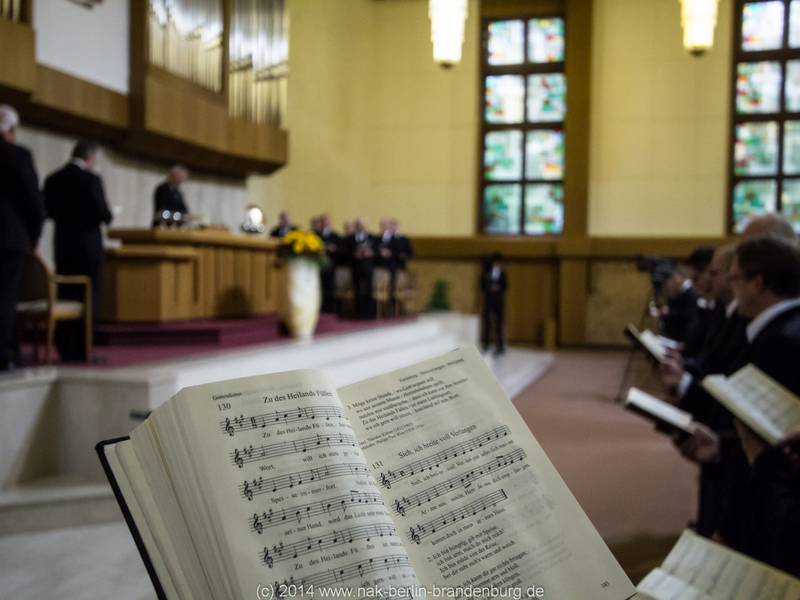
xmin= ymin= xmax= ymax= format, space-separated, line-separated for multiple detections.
xmin=271 ymin=212 xmax=414 ymax=320
xmin=647 ymin=213 xmax=800 ymax=578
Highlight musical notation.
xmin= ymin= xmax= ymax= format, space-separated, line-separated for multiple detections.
xmin=221 ymin=405 xmax=346 ymax=436
xmin=393 ymin=449 xmax=525 ymax=516
xmin=231 ymin=433 xmax=358 ymax=468
xmin=250 ymin=491 xmax=384 ymax=533
xmin=274 ymin=554 xmax=411 ymax=594
xmin=378 ymin=426 xmax=511 ymax=488
xmin=240 ymin=463 xmax=369 ymax=500
xmin=260 ymin=524 xmax=398 ymax=568
xmin=408 ymin=489 xmax=508 ymax=544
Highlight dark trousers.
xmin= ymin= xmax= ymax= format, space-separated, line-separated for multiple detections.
xmin=55 ymin=256 xmax=102 ymax=361
xmin=321 ymin=267 xmax=335 ymax=313
xmin=0 ymin=251 xmax=25 ymax=365
xmin=481 ymin=305 xmax=504 ymax=352
xmin=352 ymin=263 xmax=375 ymax=320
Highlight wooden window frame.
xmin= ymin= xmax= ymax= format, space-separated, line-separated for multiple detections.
xmin=729 ymin=0 xmax=800 ymax=232
xmin=479 ymin=13 xmax=567 ymax=237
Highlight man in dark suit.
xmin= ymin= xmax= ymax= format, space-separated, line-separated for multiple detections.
xmin=480 ymin=253 xmax=508 ymax=355
xmin=153 ymin=165 xmax=189 ymax=226
xmin=346 ymin=218 xmax=377 ymax=319
xmin=678 ymin=236 xmax=800 ymax=575
xmin=660 ymin=263 xmax=700 ymax=343
xmin=316 ymin=214 xmax=340 ymax=313
xmin=270 ymin=211 xmax=297 ymax=239
xmin=0 ymin=105 xmax=45 ymax=371
xmin=44 ymin=140 xmax=113 ymax=361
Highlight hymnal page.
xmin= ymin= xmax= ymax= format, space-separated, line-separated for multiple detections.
xmin=140 ymin=369 xmax=420 ymax=599
xmin=636 ymin=529 xmax=800 ymax=599
xmin=625 ymin=388 xmax=693 ymax=433
xmin=338 ymin=346 xmax=635 ymax=599
xmin=625 ymin=325 xmax=667 ymax=363
xmin=703 ymin=364 xmax=800 ymax=445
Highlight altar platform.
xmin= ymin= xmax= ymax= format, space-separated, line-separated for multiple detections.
xmin=0 ymin=312 xmax=554 ymax=539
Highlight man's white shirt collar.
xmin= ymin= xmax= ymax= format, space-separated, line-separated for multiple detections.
xmin=71 ymin=158 xmax=88 ymax=170
xmin=746 ymin=297 xmax=800 ymax=342
xmin=725 ymin=299 xmax=738 ymax=319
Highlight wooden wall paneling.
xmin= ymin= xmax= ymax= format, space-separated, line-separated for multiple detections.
xmin=250 ymin=250 xmax=267 ymax=313
xmin=31 ymin=65 xmax=128 ymax=129
xmin=558 ymin=258 xmax=588 ymax=345
xmin=584 ymin=259 xmax=653 ymax=345
xmin=199 ymin=247 xmax=216 ymax=318
xmin=215 ymin=248 xmax=236 ymax=316
xmin=0 ymin=20 xmax=36 ymax=93
xmin=409 ymin=259 xmax=482 ymax=315
xmin=233 ymin=249 xmax=253 ymax=314
xmin=504 ymin=261 xmax=557 ymax=344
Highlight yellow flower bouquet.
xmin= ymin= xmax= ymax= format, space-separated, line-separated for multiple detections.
xmin=278 ymin=230 xmax=330 ymax=268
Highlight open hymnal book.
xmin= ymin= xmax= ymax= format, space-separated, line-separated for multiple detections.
xmin=624 ymin=325 xmax=671 ymax=363
xmin=98 ymin=347 xmax=635 ymax=600
xmin=636 ymin=529 xmax=800 ymax=599
xmin=624 ymin=388 xmax=693 ymax=434
xmin=702 ymin=364 xmax=800 ymax=445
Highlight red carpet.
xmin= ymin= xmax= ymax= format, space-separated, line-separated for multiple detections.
xmin=22 ymin=314 xmax=414 ymax=368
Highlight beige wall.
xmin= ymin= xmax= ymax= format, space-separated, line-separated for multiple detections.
xmin=249 ymin=0 xmax=479 ymax=235
xmin=588 ymin=0 xmax=732 ymax=237
xmin=250 ymin=0 xmax=733 ymax=238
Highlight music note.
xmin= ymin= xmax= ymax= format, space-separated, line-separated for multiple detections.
xmin=378 ymin=426 xmax=510 ymax=487
xmin=407 ymin=489 xmax=508 ymax=543
xmin=392 ymin=448 xmax=525 ymax=516
xmin=219 ymin=405 xmax=346 ymax=436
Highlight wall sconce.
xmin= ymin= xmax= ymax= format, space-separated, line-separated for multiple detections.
xmin=679 ymin=0 xmax=720 ymax=56
xmin=429 ymin=0 xmax=468 ymax=68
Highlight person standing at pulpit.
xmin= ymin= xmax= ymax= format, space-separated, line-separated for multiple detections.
xmin=153 ymin=165 xmax=189 ymax=226
xmin=270 ymin=211 xmax=297 ymax=238
xmin=0 ymin=105 xmax=45 ymax=371
xmin=44 ymin=140 xmax=112 ymax=362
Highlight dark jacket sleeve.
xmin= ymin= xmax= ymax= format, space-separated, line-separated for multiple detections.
xmin=16 ymin=147 xmax=45 ymax=245
xmin=90 ymin=174 xmax=113 ymax=225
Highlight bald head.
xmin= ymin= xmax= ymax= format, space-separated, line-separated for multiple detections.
xmin=0 ymin=104 xmax=19 ymax=143
xmin=741 ymin=213 xmax=797 ymax=243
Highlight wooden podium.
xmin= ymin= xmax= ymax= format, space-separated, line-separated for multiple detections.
xmin=103 ymin=229 xmax=280 ymax=322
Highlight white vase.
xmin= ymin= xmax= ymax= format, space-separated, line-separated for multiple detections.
xmin=278 ymin=258 xmax=321 ymax=339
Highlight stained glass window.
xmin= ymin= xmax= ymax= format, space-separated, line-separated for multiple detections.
xmin=733 ymin=180 xmax=778 ymax=231
xmin=731 ymin=1 xmax=800 ymax=232
xmin=527 ymin=74 xmax=567 ymax=122
xmin=784 ymin=121 xmax=800 ymax=174
xmin=525 ymin=184 xmax=564 ymax=234
xmin=484 ymin=131 xmax=523 ymax=180
xmin=737 ymin=62 xmax=782 ymax=113
xmin=786 ymin=61 xmax=800 ymax=110
xmin=483 ymin=185 xmax=522 ymax=234
xmin=735 ymin=122 xmax=778 ymax=175
xmin=526 ymin=130 xmax=564 ymax=180
xmin=782 ymin=179 xmax=800 ymax=231
xmin=482 ymin=15 xmax=566 ymax=236
xmin=791 ymin=1 xmax=800 ymax=47
xmin=485 ymin=75 xmax=525 ymax=123
xmin=488 ymin=20 xmax=525 ymax=65
xmin=528 ymin=18 xmax=565 ymax=63
xmin=742 ymin=1 xmax=785 ymax=50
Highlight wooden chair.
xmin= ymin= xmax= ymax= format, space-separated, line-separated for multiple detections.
xmin=16 ymin=254 xmax=92 ymax=364
xmin=394 ymin=269 xmax=416 ymax=316
xmin=372 ymin=267 xmax=392 ymax=318
xmin=333 ymin=266 xmax=355 ymax=318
